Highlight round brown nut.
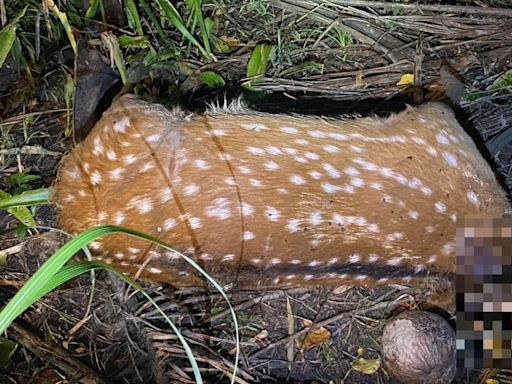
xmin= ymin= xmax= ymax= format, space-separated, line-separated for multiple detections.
xmin=381 ymin=311 xmax=456 ymax=384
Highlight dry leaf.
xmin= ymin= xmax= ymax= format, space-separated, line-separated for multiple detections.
xmin=351 ymin=357 xmax=381 ymax=374
xmin=396 ymin=73 xmax=414 ymax=86
xmin=295 ymin=320 xmax=331 ymax=350
xmin=355 ymin=70 xmax=363 ymax=86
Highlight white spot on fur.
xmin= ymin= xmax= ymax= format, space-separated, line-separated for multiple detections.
xmin=283 ymin=147 xmax=298 ymax=155
xmin=205 ymin=198 xmax=231 ymax=220
xmin=223 ymin=254 xmax=236 ymax=261
xmin=309 ymin=212 xmax=322 ymax=225
xmin=183 ymin=184 xmax=199 ymax=196
xmin=467 ymin=191 xmax=479 ymax=206
xmin=442 ymin=151 xmax=458 ymax=167
xmin=427 ymin=146 xmax=438 ymax=156
xmin=124 ymin=155 xmax=139 ymax=166
xmin=241 ymin=202 xmax=254 ymax=216
xmin=290 ymin=175 xmax=306 ymax=185
xmin=295 ymin=139 xmax=310 ymax=146
xmin=435 ymin=202 xmax=447 ymax=213
xmin=113 ymin=117 xmax=130 ymax=133
xmin=308 ymin=130 xmax=326 ymax=138
xmin=322 ymin=163 xmax=341 ymax=178
xmin=412 ymin=137 xmax=426 ymax=145
xmin=281 ymin=126 xmax=298 ymax=134
xmin=370 ymin=182 xmax=382 ymax=190
xmin=307 ymin=171 xmax=322 ymax=180
xmin=269 ymin=258 xmax=281 ymax=265
xmin=90 ymin=171 xmax=102 ymax=185
xmin=129 ymin=196 xmax=154 ymax=214
xmin=386 ymin=232 xmax=404 ymax=241
xmin=368 ymin=253 xmax=379 ymax=263
xmin=266 ymin=145 xmax=282 ymax=155
xmin=211 ymin=128 xmax=227 ymax=136
xmin=328 ymin=132 xmax=348 ymax=141
xmin=146 ymin=134 xmax=161 ymax=143
xmin=264 ymin=160 xmax=279 ymax=170
xmin=113 ymin=212 xmax=125 ymax=225
xmin=348 ymin=254 xmax=360 ymax=263
xmin=194 ymin=159 xmax=211 ymax=170
xmin=189 ymin=217 xmax=202 ymax=229
xmin=287 ymin=219 xmax=301 ymax=233
xmin=323 ymin=144 xmax=339 ymax=153
xmin=160 ymin=187 xmax=173 ymax=203
xmin=350 ymin=178 xmax=365 ymax=188
xmin=250 ymin=179 xmax=263 ymax=187
xmin=243 ymin=231 xmax=255 ymax=241
xmin=350 ymin=145 xmax=363 ymax=153
xmin=322 ymin=182 xmax=340 ymax=194
xmin=237 ymin=165 xmax=252 ymax=174
xmin=425 ymin=225 xmax=434 ymax=233
xmin=436 ymin=133 xmax=450 ymax=145
xmin=408 ymin=210 xmax=419 ymax=219
xmin=304 ymin=151 xmax=320 ymax=160
xmin=344 ymin=167 xmax=359 ymax=176
xmin=163 ymin=218 xmax=177 ymax=230
xmin=241 ymin=123 xmax=268 ymax=131
xmin=247 ymin=146 xmax=265 ymax=156
xmin=108 ymin=167 xmax=124 ymax=180
xmin=265 ymin=206 xmax=280 ymax=221
xmin=387 ymin=257 xmax=403 ymax=266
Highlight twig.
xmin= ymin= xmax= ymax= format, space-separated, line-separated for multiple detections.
xmin=307 ymin=0 xmax=512 ymax=17
xmin=7 ymin=321 xmax=107 ymax=384
xmin=249 ymin=296 xmax=408 ymax=359
xmin=0 ymin=145 xmax=62 ymax=157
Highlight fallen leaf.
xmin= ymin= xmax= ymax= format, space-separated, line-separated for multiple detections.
xmin=396 ymin=73 xmax=414 ymax=86
xmin=295 ymin=319 xmax=331 ymax=350
xmin=351 ymin=357 xmax=381 ymax=374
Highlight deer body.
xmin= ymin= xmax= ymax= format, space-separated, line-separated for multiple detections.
xmin=52 ymin=95 xmax=510 ymax=289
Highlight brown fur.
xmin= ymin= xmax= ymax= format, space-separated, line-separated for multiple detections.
xmin=51 ymin=95 xmax=510 ymax=291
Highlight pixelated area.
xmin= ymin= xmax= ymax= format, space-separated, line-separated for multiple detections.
xmin=456 ymin=216 xmax=512 ymax=369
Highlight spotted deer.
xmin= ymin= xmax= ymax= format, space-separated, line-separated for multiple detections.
xmin=52 ymin=94 xmax=510 ymax=291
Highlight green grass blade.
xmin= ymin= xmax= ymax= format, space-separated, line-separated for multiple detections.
xmin=138 ymin=0 xmax=166 ymax=40
xmin=153 ymin=0 xmax=213 ymax=61
xmin=47 ymin=0 xmax=77 ymax=54
xmin=0 ymin=225 xmax=239 ymax=383
xmin=84 ymin=0 xmax=101 ymax=19
xmin=243 ymin=44 xmax=275 ymax=90
xmin=124 ymin=0 xmax=143 ymax=36
xmin=101 ymin=32 xmax=127 ymax=84
xmin=0 ymin=188 xmax=49 ymax=209
xmin=0 ymin=6 xmax=27 ymax=68
xmin=185 ymin=0 xmax=212 ymax=58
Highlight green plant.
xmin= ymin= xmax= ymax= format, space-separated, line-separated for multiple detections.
xmin=0 ymin=225 xmax=240 ymax=384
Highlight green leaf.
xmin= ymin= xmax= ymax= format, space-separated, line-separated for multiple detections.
xmin=490 ymin=69 xmax=512 ymax=89
xmin=124 ymin=0 xmax=143 ymax=36
xmin=0 ymin=338 xmax=18 ymax=370
xmin=0 ymin=25 xmax=16 ymax=69
xmin=0 ymin=6 xmax=27 ymax=68
xmin=100 ymin=32 xmax=127 ymax=85
xmin=47 ymin=0 xmax=77 ymax=55
xmin=199 ymin=71 xmax=225 ymax=88
xmin=0 ymin=190 xmax=36 ymax=227
xmin=8 ymin=172 xmax=40 ymax=187
xmin=244 ymin=44 xmax=275 ymax=90
xmin=0 ymin=188 xmax=49 ymax=209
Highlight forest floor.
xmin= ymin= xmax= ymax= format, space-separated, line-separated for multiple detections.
xmin=1 ymin=0 xmax=512 ymax=383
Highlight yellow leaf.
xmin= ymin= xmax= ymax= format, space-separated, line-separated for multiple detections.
xmin=351 ymin=357 xmax=381 ymax=374
xmin=397 ymin=73 xmax=414 ymax=85
xmin=295 ymin=320 xmax=331 ymax=350
xmin=486 ymin=379 xmax=500 ymax=384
